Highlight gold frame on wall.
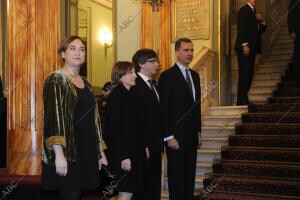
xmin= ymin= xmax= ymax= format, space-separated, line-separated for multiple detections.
xmin=66 ymin=0 xmax=78 ymax=36
xmin=171 ymin=0 xmax=210 ymax=42
xmin=78 ymin=4 xmax=92 ymax=80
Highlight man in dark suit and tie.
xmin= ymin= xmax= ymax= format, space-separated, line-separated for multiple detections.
xmin=131 ymin=49 xmax=162 ymax=200
xmin=235 ymin=0 xmax=267 ymax=105
xmin=288 ymin=0 xmax=300 ymax=73
xmin=158 ymin=38 xmax=201 ymax=200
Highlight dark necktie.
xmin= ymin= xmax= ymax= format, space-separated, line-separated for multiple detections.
xmin=185 ymin=68 xmax=193 ymax=95
xmin=148 ymin=79 xmax=159 ymax=102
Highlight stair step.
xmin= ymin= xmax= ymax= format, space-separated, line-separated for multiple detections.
xmin=255 ymin=67 xmax=286 ymax=73
xmin=200 ymin=190 xmax=300 ymax=200
xmin=241 ymin=112 xmax=300 ymax=123
xmin=262 ymin=57 xmax=291 ymax=63
xmin=272 ymin=40 xmax=294 ymax=46
xmin=268 ymin=50 xmax=293 ymax=56
xmin=228 ymin=135 xmax=300 ymax=148
xmin=251 ymin=79 xmax=280 ymax=87
xmin=248 ymin=88 xmax=274 ymax=95
xmin=274 ymin=89 xmax=300 ymax=97
xmin=221 ymin=146 xmax=300 ymax=162
xmin=282 ymin=74 xmax=300 ymax=82
xmin=235 ymin=123 xmax=300 ymax=135
xmin=270 ymin=48 xmax=293 ymax=54
xmin=213 ymin=159 xmax=300 ymax=178
xmin=209 ymin=106 xmax=247 ymax=116
xmin=201 ymin=137 xmax=228 ymax=149
xmin=197 ymin=161 xmax=213 ymax=176
xmin=269 ymin=96 xmax=300 ymax=103
xmin=256 ymin=63 xmax=288 ymax=69
xmin=278 ymin=81 xmax=300 ymax=89
xmin=197 ymin=148 xmax=221 ymax=162
xmin=248 ymin=103 xmax=300 ymax=112
xmin=248 ymin=94 xmax=270 ymax=102
xmin=202 ymin=126 xmax=235 ymax=137
xmin=250 ymin=85 xmax=277 ymax=91
xmin=203 ymin=175 xmax=300 ymax=196
xmin=202 ymin=115 xmax=242 ymax=126
xmin=164 ymin=175 xmax=205 ymax=190
xmin=272 ymin=44 xmax=294 ymax=50
xmin=253 ymin=73 xmax=282 ymax=80
xmin=161 ymin=189 xmax=202 ymax=200
xmin=277 ymin=35 xmax=292 ymax=40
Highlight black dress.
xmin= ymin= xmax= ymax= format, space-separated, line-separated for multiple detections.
xmin=42 ymin=82 xmax=100 ymax=190
xmin=104 ymin=84 xmax=144 ymax=194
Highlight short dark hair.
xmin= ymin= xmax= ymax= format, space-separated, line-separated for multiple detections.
xmin=111 ymin=61 xmax=134 ymax=84
xmin=175 ymin=38 xmax=193 ymax=51
xmin=132 ymin=49 xmax=158 ymax=72
xmin=57 ymin=35 xmax=86 ymax=61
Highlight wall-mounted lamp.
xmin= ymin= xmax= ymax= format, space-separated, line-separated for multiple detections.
xmin=99 ymin=28 xmax=113 ymax=57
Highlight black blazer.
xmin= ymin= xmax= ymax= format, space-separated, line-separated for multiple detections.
xmin=158 ymin=64 xmax=201 ymax=146
xmin=288 ymin=0 xmax=300 ymax=35
xmin=104 ymin=84 xmax=139 ymax=162
xmin=130 ymin=74 xmax=162 ymax=155
xmin=235 ymin=4 xmax=266 ymax=53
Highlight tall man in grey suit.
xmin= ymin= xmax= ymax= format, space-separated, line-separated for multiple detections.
xmin=158 ymin=38 xmax=202 ymax=200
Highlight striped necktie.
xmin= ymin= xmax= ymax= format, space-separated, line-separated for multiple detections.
xmin=185 ymin=68 xmax=193 ymax=95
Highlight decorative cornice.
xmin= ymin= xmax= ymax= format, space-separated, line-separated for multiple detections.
xmin=144 ymin=0 xmax=164 ymax=11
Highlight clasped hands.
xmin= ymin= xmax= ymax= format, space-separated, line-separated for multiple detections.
xmin=53 ymin=144 xmax=108 ymax=177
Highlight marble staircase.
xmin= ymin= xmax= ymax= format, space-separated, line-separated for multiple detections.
xmin=161 ymin=106 xmax=248 ymax=200
xmin=249 ymin=27 xmax=293 ymax=104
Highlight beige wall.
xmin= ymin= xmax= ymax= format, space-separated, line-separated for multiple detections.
xmin=170 ymin=0 xmax=218 ymax=63
xmin=169 ymin=0 xmax=221 ymax=104
xmin=79 ymin=0 xmax=113 ymax=90
xmin=114 ymin=0 xmax=141 ymax=61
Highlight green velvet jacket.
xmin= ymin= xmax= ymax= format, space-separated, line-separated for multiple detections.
xmin=42 ymin=70 xmax=106 ymax=165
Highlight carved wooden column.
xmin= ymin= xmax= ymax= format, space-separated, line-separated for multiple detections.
xmin=141 ymin=1 xmax=171 ymax=74
xmin=6 ymin=0 xmax=60 ymax=175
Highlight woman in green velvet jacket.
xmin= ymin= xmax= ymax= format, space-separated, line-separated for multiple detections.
xmin=42 ymin=35 xmax=108 ymax=200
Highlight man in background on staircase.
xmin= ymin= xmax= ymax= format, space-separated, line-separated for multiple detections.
xmin=235 ymin=0 xmax=267 ymax=105
xmin=158 ymin=38 xmax=202 ymax=200
xmin=288 ymin=0 xmax=300 ymax=73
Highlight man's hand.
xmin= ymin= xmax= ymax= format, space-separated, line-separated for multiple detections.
xmin=121 ymin=158 xmax=131 ymax=171
xmin=99 ymin=151 xmax=108 ymax=170
xmin=145 ymin=147 xmax=150 ymax=159
xmin=290 ymin=32 xmax=296 ymax=40
xmin=53 ymin=144 xmax=68 ymax=176
xmin=198 ymin=134 xmax=202 ymax=146
xmin=167 ymin=138 xmax=180 ymax=150
xmin=256 ymin=13 xmax=263 ymax=21
xmin=243 ymin=45 xmax=251 ymax=55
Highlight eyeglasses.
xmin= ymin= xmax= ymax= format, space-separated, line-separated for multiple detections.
xmin=145 ymin=59 xmax=160 ymax=64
